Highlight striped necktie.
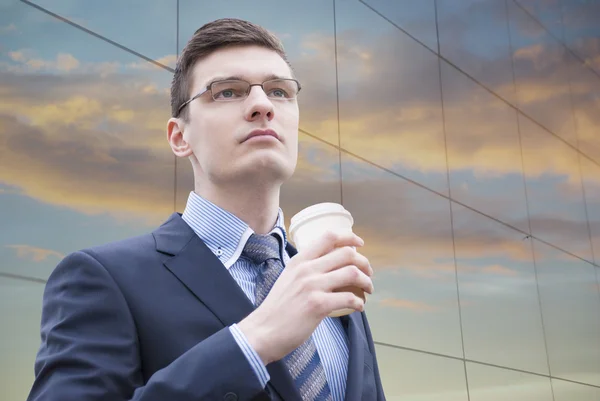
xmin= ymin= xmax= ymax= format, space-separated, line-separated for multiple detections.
xmin=242 ymin=233 xmax=333 ymax=401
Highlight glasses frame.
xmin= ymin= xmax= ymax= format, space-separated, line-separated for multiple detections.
xmin=176 ymin=78 xmax=302 ymax=117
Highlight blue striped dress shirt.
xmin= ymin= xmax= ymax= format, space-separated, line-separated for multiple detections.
xmin=181 ymin=191 xmax=349 ymax=401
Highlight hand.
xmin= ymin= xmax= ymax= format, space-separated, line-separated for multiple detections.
xmin=237 ymin=230 xmax=374 ymax=365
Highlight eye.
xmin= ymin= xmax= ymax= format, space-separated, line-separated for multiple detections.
xmin=211 ymin=80 xmax=248 ymax=100
xmin=214 ymin=88 xmax=244 ymax=99
xmin=269 ymin=88 xmax=288 ymax=98
xmin=264 ymin=80 xmax=297 ymax=99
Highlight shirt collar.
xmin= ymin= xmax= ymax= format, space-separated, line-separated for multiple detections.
xmin=181 ymin=191 xmax=288 ymax=269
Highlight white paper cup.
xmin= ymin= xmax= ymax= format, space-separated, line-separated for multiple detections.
xmin=289 ymin=203 xmax=366 ymax=317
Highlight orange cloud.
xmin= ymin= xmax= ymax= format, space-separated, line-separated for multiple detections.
xmin=479 ymin=264 xmax=519 ymax=276
xmin=6 ymin=244 xmax=64 ymax=262
xmin=298 ymin=31 xmax=599 ymax=189
xmin=1 ymin=25 xmax=597 ymax=256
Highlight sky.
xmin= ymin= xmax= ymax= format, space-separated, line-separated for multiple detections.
xmin=1 ymin=0 xmax=600 ymax=400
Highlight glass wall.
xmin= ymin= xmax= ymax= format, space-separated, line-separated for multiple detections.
xmin=1 ymin=0 xmax=599 ymax=399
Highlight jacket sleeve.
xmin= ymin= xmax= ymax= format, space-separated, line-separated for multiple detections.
xmin=26 ymin=250 xmax=270 ymax=401
xmin=361 ymin=311 xmax=386 ymax=401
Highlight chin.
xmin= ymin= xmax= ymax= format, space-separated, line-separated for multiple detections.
xmin=235 ymin=155 xmax=294 ymax=184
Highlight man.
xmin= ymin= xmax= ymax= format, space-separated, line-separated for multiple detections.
xmin=27 ymin=18 xmax=385 ymax=401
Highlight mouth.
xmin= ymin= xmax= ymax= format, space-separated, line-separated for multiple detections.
xmin=244 ymin=129 xmax=280 ymax=142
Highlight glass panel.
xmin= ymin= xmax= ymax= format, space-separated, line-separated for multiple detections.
xmin=515 ymin=0 xmax=565 ymax=41
xmin=570 ymin=56 xmax=600 ymax=164
xmin=376 ymin=345 xmax=468 ymax=401
xmin=441 ymin=60 xmax=529 ymax=232
xmin=508 ymin=0 xmax=578 ymax=147
xmin=580 ymin=156 xmax=600 ymax=264
xmin=360 ymin=0 xmax=438 ymax=51
xmin=280 ymin=134 xmax=341 ymax=227
xmin=0 ymin=277 xmax=45 ymax=401
xmin=178 ymin=0 xmax=339 ymax=145
xmin=467 ymin=362 xmax=553 ymax=401
xmin=335 ymin=0 xmax=449 ymax=195
xmin=519 ymin=113 xmax=593 ymax=262
xmin=552 ymin=379 xmax=600 ymax=401
xmin=561 ymin=1 xmax=600 ymax=76
xmin=28 ymin=0 xmax=177 ymax=68
xmin=0 ymin=1 xmax=175 ymax=281
xmin=341 ymin=152 xmax=463 ymax=358
xmin=437 ymin=0 xmax=516 ymax=104
xmin=534 ymin=240 xmax=600 ymax=387
xmin=452 ymin=203 xmax=548 ymax=374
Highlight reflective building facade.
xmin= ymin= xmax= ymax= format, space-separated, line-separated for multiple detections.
xmin=1 ymin=1 xmax=599 ymax=400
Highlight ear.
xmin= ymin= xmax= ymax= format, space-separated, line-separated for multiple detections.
xmin=167 ymin=117 xmax=193 ymax=158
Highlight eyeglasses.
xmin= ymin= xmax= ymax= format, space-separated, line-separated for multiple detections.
xmin=176 ymin=78 xmax=302 ymax=116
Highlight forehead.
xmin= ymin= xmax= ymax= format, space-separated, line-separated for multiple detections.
xmin=191 ymin=45 xmax=293 ymax=90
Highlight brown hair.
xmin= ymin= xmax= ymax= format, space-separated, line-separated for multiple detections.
xmin=171 ymin=18 xmax=290 ymax=119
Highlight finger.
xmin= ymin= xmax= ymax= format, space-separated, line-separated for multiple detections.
xmin=322 ymin=265 xmax=373 ymax=295
xmin=322 ymin=291 xmax=365 ymax=314
xmin=314 ymin=246 xmax=372 ymax=276
xmin=294 ymin=230 xmax=364 ymax=262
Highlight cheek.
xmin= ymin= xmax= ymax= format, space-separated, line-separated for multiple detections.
xmin=192 ymin=118 xmax=217 ymax=149
xmin=288 ymin=105 xmax=300 ymax=126
xmin=281 ymin=106 xmax=300 ymax=135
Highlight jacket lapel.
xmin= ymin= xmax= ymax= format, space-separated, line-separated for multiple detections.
xmin=154 ymin=213 xmax=301 ymax=401
xmin=156 ymin=213 xmax=255 ymax=326
xmin=342 ymin=312 xmax=368 ymax=401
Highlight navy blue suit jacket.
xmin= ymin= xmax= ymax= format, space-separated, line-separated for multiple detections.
xmin=27 ymin=213 xmax=386 ymax=400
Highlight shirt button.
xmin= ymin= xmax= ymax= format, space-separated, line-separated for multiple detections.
xmin=216 ymin=248 xmax=224 ymax=256
xmin=223 ymin=392 xmax=237 ymax=401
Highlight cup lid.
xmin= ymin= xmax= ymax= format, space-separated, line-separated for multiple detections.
xmin=289 ymin=202 xmax=353 ymax=236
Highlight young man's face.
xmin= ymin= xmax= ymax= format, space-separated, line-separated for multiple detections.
xmin=181 ymin=45 xmax=299 ymax=189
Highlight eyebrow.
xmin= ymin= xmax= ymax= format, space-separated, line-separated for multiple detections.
xmin=204 ymin=74 xmax=291 ymax=87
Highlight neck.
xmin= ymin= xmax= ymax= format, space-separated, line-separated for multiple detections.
xmin=194 ymin=181 xmax=282 ymax=235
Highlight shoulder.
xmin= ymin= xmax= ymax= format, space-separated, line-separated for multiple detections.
xmin=82 ymin=233 xmax=156 ymax=264
xmin=66 ymin=212 xmax=185 ymax=271
xmin=46 ymin=212 xmax=191 ymax=290
xmin=46 ymin=233 xmax=156 ymax=285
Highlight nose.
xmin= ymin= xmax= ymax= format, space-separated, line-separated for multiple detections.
xmin=244 ymin=86 xmax=275 ymax=122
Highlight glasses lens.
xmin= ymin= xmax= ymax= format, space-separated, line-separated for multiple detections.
xmin=211 ymin=80 xmax=250 ymax=101
xmin=263 ymin=79 xmax=299 ymax=99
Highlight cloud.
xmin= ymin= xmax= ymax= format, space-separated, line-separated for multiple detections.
xmin=8 ymin=50 xmax=80 ymax=72
xmin=128 ymin=54 xmax=177 ymax=70
xmin=294 ymin=21 xmax=600 ymax=185
xmin=477 ymin=264 xmax=518 ymax=276
xmin=1 ymin=17 xmax=598 ymax=264
xmin=576 ymin=37 xmax=600 ymax=71
xmin=282 ymin=165 xmax=579 ymax=277
xmin=561 ymin=2 xmax=600 ymax=71
xmin=0 ymin=186 xmax=21 ymax=195
xmin=0 ymin=112 xmax=174 ymax=224
xmin=0 ymin=52 xmax=176 ymax=223
xmin=5 ymin=244 xmax=64 ymax=262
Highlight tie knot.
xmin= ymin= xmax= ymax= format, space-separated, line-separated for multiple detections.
xmin=242 ymin=233 xmax=281 ymax=265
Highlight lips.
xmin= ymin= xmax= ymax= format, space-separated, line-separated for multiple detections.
xmin=244 ymin=129 xmax=279 ymax=142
